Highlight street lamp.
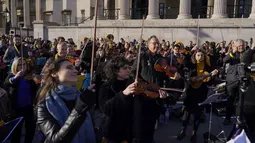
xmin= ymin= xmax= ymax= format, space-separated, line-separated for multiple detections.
xmin=4 ymin=8 xmax=9 ymax=35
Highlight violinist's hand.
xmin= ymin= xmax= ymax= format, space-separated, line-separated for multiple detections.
xmin=211 ymin=69 xmax=218 ymax=76
xmin=87 ymin=84 xmax=96 ymax=91
xmin=191 ymin=45 xmax=197 ymax=51
xmin=123 ymin=82 xmax=137 ymax=96
xmin=159 ymin=89 xmax=168 ymax=99
xmin=14 ymin=70 xmax=25 ymax=79
xmin=170 ymin=72 xmax=181 ymax=80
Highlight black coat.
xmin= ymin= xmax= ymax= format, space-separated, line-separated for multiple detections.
xmin=80 ymin=41 xmax=93 ymax=64
xmin=4 ymin=73 xmax=37 ymax=108
xmin=184 ymin=63 xmax=212 ymax=112
xmin=99 ymin=79 xmax=133 ymax=142
xmin=37 ymin=98 xmax=90 ymax=143
xmin=99 ymin=79 xmax=161 ymax=143
xmin=131 ymin=52 xmax=167 ymax=87
xmin=223 ymin=52 xmax=241 ymax=85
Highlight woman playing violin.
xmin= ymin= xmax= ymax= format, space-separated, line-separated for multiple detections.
xmin=177 ymin=49 xmax=218 ymax=143
xmin=99 ymin=56 xmax=167 ymax=143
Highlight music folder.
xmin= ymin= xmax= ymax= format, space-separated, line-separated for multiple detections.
xmin=0 ymin=117 xmax=23 ymax=143
xmin=198 ymin=92 xmax=226 ymax=106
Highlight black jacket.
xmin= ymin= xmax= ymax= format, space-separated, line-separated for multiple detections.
xmin=99 ymin=79 xmax=161 ymax=143
xmin=132 ymin=52 xmax=167 ymax=87
xmin=99 ymin=79 xmax=133 ymax=142
xmin=4 ymin=73 xmax=37 ymax=108
xmin=80 ymin=41 xmax=93 ymax=64
xmin=223 ymin=52 xmax=241 ymax=86
xmin=37 ymin=93 xmax=91 ymax=143
xmin=236 ymin=79 xmax=255 ymax=115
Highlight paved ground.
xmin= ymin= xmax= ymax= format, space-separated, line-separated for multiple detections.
xmin=4 ymin=113 xmax=234 ymax=143
xmin=154 ymin=114 xmax=234 ymax=143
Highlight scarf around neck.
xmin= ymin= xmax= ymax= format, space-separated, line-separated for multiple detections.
xmin=45 ymin=85 xmax=96 ymax=143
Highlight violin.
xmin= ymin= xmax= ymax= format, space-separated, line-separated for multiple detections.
xmin=134 ymin=79 xmax=184 ymax=98
xmin=176 ymin=54 xmax=185 ymax=65
xmin=191 ymin=68 xmax=222 ymax=89
xmin=134 ymin=79 xmax=160 ymax=99
xmin=154 ymin=58 xmax=177 ymax=78
xmin=180 ymin=48 xmax=189 ymax=55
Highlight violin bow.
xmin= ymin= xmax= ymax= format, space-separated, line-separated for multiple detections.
xmin=90 ymin=0 xmax=99 ymax=85
xmin=196 ymin=15 xmax=200 ymax=50
xmin=21 ymin=42 xmax=24 ymax=70
xmin=135 ymin=15 xmax=145 ymax=82
xmin=170 ymin=28 xmax=173 ymax=66
xmin=238 ymin=15 xmax=244 ymax=39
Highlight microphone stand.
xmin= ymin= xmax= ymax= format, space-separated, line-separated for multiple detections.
xmin=181 ymin=68 xmax=190 ymax=100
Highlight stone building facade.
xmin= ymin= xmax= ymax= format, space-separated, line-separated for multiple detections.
xmin=31 ymin=0 xmax=255 ymax=45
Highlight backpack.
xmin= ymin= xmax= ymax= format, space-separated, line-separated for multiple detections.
xmin=0 ymin=87 xmax=16 ymax=122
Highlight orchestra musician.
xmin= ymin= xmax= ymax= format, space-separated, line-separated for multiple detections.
xmin=223 ymin=39 xmax=244 ymax=125
xmin=166 ymin=42 xmax=185 ymax=101
xmin=99 ymin=55 xmax=168 ymax=143
xmin=130 ymin=35 xmax=173 ymax=142
xmin=177 ymin=49 xmax=218 ymax=143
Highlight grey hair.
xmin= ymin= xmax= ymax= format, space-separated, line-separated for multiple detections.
xmin=233 ymin=39 xmax=244 ymax=46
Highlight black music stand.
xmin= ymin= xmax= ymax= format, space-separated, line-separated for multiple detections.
xmin=199 ymin=92 xmax=227 ymax=143
xmin=0 ymin=117 xmax=23 ymax=143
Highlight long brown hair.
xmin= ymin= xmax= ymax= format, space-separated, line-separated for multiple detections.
xmin=191 ymin=49 xmax=211 ymax=66
xmin=38 ymin=59 xmax=70 ymax=102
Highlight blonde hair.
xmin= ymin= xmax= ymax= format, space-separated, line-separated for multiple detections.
xmin=11 ymin=57 xmax=27 ymax=75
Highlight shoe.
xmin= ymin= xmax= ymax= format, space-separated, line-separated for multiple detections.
xmin=223 ymin=118 xmax=232 ymax=125
xmin=190 ymin=134 xmax=197 ymax=143
xmin=176 ymin=130 xmax=186 ymax=140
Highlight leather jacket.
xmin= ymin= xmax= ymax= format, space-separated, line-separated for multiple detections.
xmin=37 ymin=99 xmax=89 ymax=143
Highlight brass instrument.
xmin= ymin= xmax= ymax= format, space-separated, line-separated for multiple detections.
xmin=106 ymin=34 xmax=114 ymax=42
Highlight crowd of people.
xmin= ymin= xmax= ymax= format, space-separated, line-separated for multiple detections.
xmin=0 ymin=34 xmax=254 ymax=143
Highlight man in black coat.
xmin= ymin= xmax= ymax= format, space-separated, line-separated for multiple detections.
xmin=131 ymin=35 xmax=170 ymax=143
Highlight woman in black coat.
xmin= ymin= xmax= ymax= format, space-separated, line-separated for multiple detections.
xmin=4 ymin=57 xmax=37 ymax=143
xmin=177 ymin=50 xmax=218 ymax=143
xmin=99 ymin=56 xmax=135 ymax=143
xmin=99 ymin=56 xmax=168 ymax=143
xmin=36 ymin=59 xmax=96 ymax=143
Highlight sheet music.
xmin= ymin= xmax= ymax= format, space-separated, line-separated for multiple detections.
xmin=198 ymin=92 xmax=226 ymax=106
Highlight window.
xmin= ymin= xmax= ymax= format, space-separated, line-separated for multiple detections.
xmin=159 ymin=3 xmax=165 ymax=19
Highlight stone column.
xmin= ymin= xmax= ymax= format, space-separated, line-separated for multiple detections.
xmin=10 ymin=0 xmax=17 ymax=27
xmin=36 ymin=0 xmax=42 ymax=21
xmin=33 ymin=0 xmax=45 ymax=39
xmin=207 ymin=0 xmax=214 ymax=18
xmin=119 ymin=0 xmax=130 ymax=20
xmin=177 ymin=0 xmax=192 ymax=19
xmin=249 ymin=0 xmax=255 ymax=19
xmin=211 ymin=0 xmax=227 ymax=19
xmin=23 ymin=0 xmax=30 ymax=28
xmin=146 ymin=0 xmax=159 ymax=19
xmin=97 ymin=0 xmax=104 ymax=19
